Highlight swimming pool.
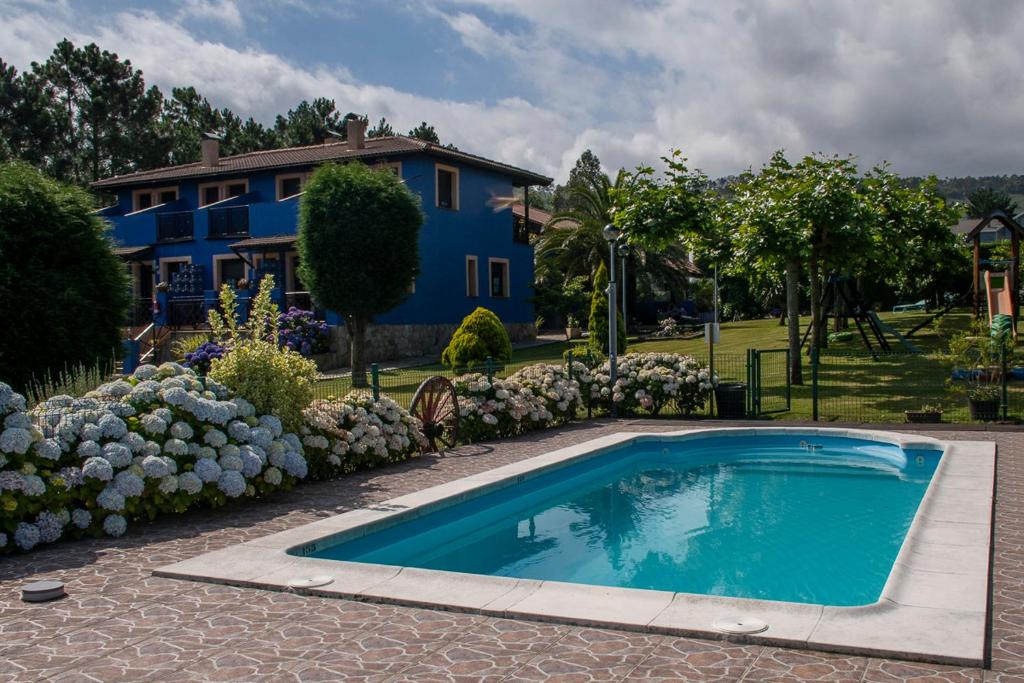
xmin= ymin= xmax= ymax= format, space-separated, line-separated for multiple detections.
xmin=302 ymin=434 xmax=940 ymax=606
xmin=158 ymin=428 xmax=994 ymax=665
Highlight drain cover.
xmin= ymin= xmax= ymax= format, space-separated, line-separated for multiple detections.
xmin=21 ymin=580 xmax=66 ymax=603
xmin=287 ymin=576 xmax=334 ymax=589
xmin=712 ymin=617 xmax=768 ymax=634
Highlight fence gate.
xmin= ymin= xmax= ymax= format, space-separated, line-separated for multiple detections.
xmin=747 ymin=349 xmax=792 ymax=415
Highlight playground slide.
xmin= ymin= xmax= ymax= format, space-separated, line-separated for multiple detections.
xmin=984 ymin=270 xmax=1016 ymax=340
xmin=866 ymin=311 xmax=922 ymax=353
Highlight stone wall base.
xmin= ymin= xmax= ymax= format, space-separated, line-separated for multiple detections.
xmin=329 ymin=322 xmax=536 ymax=368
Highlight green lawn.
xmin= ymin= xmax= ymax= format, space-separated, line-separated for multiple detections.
xmin=318 ymin=310 xmax=1024 ymax=423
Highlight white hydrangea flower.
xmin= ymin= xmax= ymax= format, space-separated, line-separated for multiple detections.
xmin=102 ymin=442 xmax=133 ymax=468
xmin=33 ymin=438 xmax=62 ymax=461
xmin=263 ymin=466 xmax=283 ymax=486
xmin=0 ymin=427 xmax=33 ymax=454
xmin=163 ymin=438 xmax=189 ymax=456
xmin=203 ymin=429 xmax=227 ymax=448
xmin=141 ymin=414 xmax=167 ymax=435
xmin=158 ymin=474 xmax=179 ymax=494
xmin=178 ymin=471 xmax=203 ymax=494
xmin=103 ymin=514 xmax=127 ymax=537
xmin=169 ymin=421 xmax=194 ymax=440
xmin=82 ymin=456 xmax=114 ymax=481
xmin=141 ymin=455 xmax=170 ymax=479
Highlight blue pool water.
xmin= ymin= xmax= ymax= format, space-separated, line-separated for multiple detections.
xmin=302 ymin=434 xmax=942 ymax=606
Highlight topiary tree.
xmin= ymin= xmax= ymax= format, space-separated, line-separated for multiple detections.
xmin=0 ymin=162 xmax=130 ymax=390
xmin=441 ymin=307 xmax=512 ymax=368
xmin=297 ymin=162 xmax=422 ymax=386
xmin=588 ymin=262 xmax=626 ymax=356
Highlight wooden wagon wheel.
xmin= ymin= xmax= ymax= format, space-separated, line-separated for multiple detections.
xmin=410 ymin=376 xmax=460 ymax=453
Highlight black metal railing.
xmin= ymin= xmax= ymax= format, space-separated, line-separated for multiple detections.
xmin=167 ymin=297 xmax=207 ymax=328
xmin=126 ymin=298 xmax=153 ymax=327
xmin=208 ymin=205 xmax=250 ymax=238
xmin=156 ymin=211 xmax=194 ymax=242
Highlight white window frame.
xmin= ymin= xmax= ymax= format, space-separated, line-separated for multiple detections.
xmin=374 ymin=161 xmax=403 ymax=178
xmin=488 ymin=257 xmax=510 ymax=298
xmin=284 ymin=251 xmax=302 ymax=292
xmin=435 ymin=163 xmax=459 ymax=211
xmin=276 ymin=173 xmax=310 ymax=201
xmin=212 ymin=254 xmax=249 ymax=289
xmin=131 ymin=186 xmax=178 ymax=213
xmin=466 ymin=255 xmax=479 ymax=297
xmin=159 ymin=256 xmax=191 ymax=285
xmin=198 ymin=179 xmax=249 ymax=207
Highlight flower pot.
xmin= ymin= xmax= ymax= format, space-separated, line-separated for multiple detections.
xmin=715 ymin=383 xmax=747 ymax=420
xmin=905 ymin=410 xmax=942 ymax=424
xmin=968 ymin=397 xmax=1000 ymax=421
xmin=565 ymin=327 xmax=582 ymax=340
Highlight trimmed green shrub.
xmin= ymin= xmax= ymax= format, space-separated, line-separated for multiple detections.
xmin=587 ymin=262 xmax=626 ymax=356
xmin=0 ymin=162 xmax=130 ymax=390
xmin=441 ymin=307 xmax=512 ymax=368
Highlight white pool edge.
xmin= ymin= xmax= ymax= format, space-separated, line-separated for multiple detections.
xmin=154 ymin=427 xmax=994 ymax=666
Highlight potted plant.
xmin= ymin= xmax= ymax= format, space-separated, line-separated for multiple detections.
xmin=565 ymin=314 xmax=582 ymax=340
xmin=905 ymin=403 xmax=943 ymax=424
xmin=946 ymin=320 xmax=1004 ymax=421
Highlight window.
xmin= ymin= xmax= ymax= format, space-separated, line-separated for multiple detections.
xmin=199 ymin=179 xmax=249 ymax=207
xmin=374 ymin=162 xmax=402 ymax=177
xmin=466 ymin=256 xmax=479 ymax=297
xmin=132 ymin=186 xmax=178 ymax=212
xmin=214 ymin=255 xmax=247 ymax=288
xmin=277 ymin=174 xmax=305 ymax=200
xmin=488 ymin=258 xmax=509 ymax=298
xmin=435 ymin=164 xmax=459 ymax=210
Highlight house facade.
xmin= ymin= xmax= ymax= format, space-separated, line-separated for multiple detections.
xmin=92 ymin=119 xmax=551 ymax=364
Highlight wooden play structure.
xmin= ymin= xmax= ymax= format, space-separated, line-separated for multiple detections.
xmin=968 ymin=210 xmax=1023 ymax=333
xmin=801 ymin=276 xmax=920 ymax=353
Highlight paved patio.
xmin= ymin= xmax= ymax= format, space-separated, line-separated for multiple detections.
xmin=1 ymin=419 xmax=1020 ymax=682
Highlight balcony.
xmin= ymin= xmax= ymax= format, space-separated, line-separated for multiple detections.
xmin=156 ymin=211 xmax=194 ymax=242
xmin=208 ymin=205 xmax=250 ymax=238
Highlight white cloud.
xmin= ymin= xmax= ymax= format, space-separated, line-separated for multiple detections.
xmin=176 ymin=0 xmax=244 ymax=31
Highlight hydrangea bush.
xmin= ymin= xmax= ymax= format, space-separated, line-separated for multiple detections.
xmin=182 ymin=341 xmax=226 ymax=375
xmin=0 ymin=363 xmax=308 ymax=553
xmin=580 ymin=352 xmax=717 ymax=415
xmin=277 ymin=308 xmax=330 ymax=357
xmin=301 ymin=393 xmax=427 ymax=478
xmin=453 ymin=364 xmax=581 ymax=443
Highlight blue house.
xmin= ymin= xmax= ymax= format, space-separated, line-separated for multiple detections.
xmin=91 ymin=118 xmax=552 ymax=365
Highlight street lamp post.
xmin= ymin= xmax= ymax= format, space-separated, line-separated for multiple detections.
xmin=603 ymin=224 xmax=622 ymax=416
xmin=617 ymin=242 xmax=629 ymax=334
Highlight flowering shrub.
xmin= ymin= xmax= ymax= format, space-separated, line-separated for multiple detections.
xmin=0 ymin=363 xmax=308 ymax=553
xmin=278 ymin=308 xmax=330 ymax=357
xmin=583 ymin=352 xmax=717 ymax=415
xmin=301 ymin=393 xmax=426 ymax=478
xmin=182 ymin=341 xmax=226 ymax=375
xmin=453 ymin=364 xmax=582 ymax=443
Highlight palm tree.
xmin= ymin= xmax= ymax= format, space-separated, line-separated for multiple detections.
xmin=534 ymin=170 xmax=696 ymax=320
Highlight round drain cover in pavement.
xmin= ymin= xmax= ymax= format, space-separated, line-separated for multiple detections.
xmin=21 ymin=580 xmax=66 ymax=603
xmin=287 ymin=576 xmax=334 ymax=589
xmin=713 ymin=617 xmax=768 ymax=634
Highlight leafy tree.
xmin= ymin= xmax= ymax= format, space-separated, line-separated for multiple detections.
xmin=588 ymin=262 xmax=626 ymax=356
xmin=159 ymin=86 xmax=277 ymax=164
xmin=966 ymin=187 xmax=1018 ymax=218
xmin=0 ymin=59 xmax=54 ymax=166
xmin=441 ymin=307 xmax=512 ymax=368
xmin=297 ymin=162 xmax=422 ymax=386
xmin=274 ymin=98 xmax=344 ymax=146
xmin=367 ymin=117 xmax=395 ymax=138
xmin=0 ymin=162 xmax=130 ymax=390
xmin=407 ymin=121 xmax=440 ymax=143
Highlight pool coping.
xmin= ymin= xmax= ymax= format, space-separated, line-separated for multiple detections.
xmin=154 ymin=427 xmax=994 ymax=666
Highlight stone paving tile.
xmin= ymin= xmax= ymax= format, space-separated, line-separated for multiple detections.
xmin=0 ymin=421 xmax=1020 ymax=681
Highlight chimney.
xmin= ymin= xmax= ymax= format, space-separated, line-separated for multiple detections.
xmin=201 ymin=132 xmax=221 ymax=167
xmin=345 ymin=114 xmax=366 ymax=150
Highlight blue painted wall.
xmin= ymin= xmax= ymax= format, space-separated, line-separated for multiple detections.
xmin=104 ymin=154 xmax=536 ymax=326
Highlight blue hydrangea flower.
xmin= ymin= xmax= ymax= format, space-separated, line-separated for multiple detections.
xmin=203 ymin=429 xmax=227 ymax=448
xmin=161 ymin=387 xmax=189 ymax=406
xmin=80 ymin=423 xmax=102 ymax=442
xmin=0 ymin=427 xmax=33 ymax=454
xmin=114 ymin=471 xmax=145 ymax=498
xmin=0 ymin=382 xmax=15 ymax=413
xmin=82 ymin=456 xmax=114 ymax=481
xmin=120 ymin=432 xmax=146 ymax=453
xmin=263 ymin=466 xmax=283 ymax=486
xmin=35 ymin=511 xmax=65 ymax=543
xmin=239 ymin=449 xmax=263 ymax=477
xmin=58 ymin=467 xmax=85 ymax=489
xmin=219 ymin=443 xmax=240 ymax=459
xmin=178 ymin=471 xmax=203 ymax=494
xmin=14 ymin=522 xmax=39 ymax=550
xmin=0 ymin=532 xmax=7 ymax=548
xmin=227 ymin=420 xmax=251 ymax=443
xmin=21 ymin=474 xmax=45 ymax=496
xmin=187 ymin=442 xmax=201 ymax=456
xmin=231 ymin=397 xmax=256 ymax=418
xmin=4 ymin=412 xmax=31 ymax=430
xmin=248 ymin=427 xmax=273 ymax=449
xmin=98 ymin=414 xmax=127 ymax=439
xmin=72 ymin=508 xmax=92 ymax=529
xmin=239 ymin=444 xmax=266 ymax=466
xmin=282 ymin=451 xmax=308 ymax=479
xmin=142 ymin=440 xmax=162 ymax=457
xmin=163 ymin=438 xmax=189 ymax=456
xmin=153 ymin=407 xmax=173 ymax=424
xmin=102 ymin=442 xmax=133 ymax=468
xmin=103 ymin=514 xmax=127 ymax=537
xmin=170 ymin=421 xmax=194 ymax=440
xmin=217 ymin=470 xmax=247 ymax=498
xmin=141 ymin=455 xmax=170 ymax=479
xmin=282 ymin=433 xmax=302 ymax=452
xmin=258 ymin=415 xmax=283 ymax=437
xmin=76 ymin=439 xmax=101 ymax=458
xmin=161 ymin=456 xmax=178 ymax=474
xmin=218 ymin=453 xmax=243 ymax=472
xmin=33 ymin=438 xmax=62 ymax=461
xmin=141 ymin=414 xmax=167 ymax=435
xmin=158 ymin=474 xmax=179 ymax=494
xmin=97 ymin=487 xmax=126 ymax=511
xmin=194 ymin=457 xmax=222 ymax=483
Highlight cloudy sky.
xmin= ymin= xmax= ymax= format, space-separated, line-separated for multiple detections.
xmin=3 ymin=0 xmax=1024 ymax=182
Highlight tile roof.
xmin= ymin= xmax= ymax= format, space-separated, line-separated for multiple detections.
xmin=91 ymin=136 xmax=552 ymax=189
xmin=228 ymin=235 xmax=297 ymax=251
xmin=512 ymin=203 xmax=578 ymax=230
xmin=111 ymin=245 xmax=153 ymax=260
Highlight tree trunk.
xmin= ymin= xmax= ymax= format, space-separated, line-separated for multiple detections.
xmin=784 ymin=257 xmax=803 ymax=385
xmin=809 ymin=249 xmax=823 ymax=351
xmin=349 ymin=316 xmax=368 ymax=388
